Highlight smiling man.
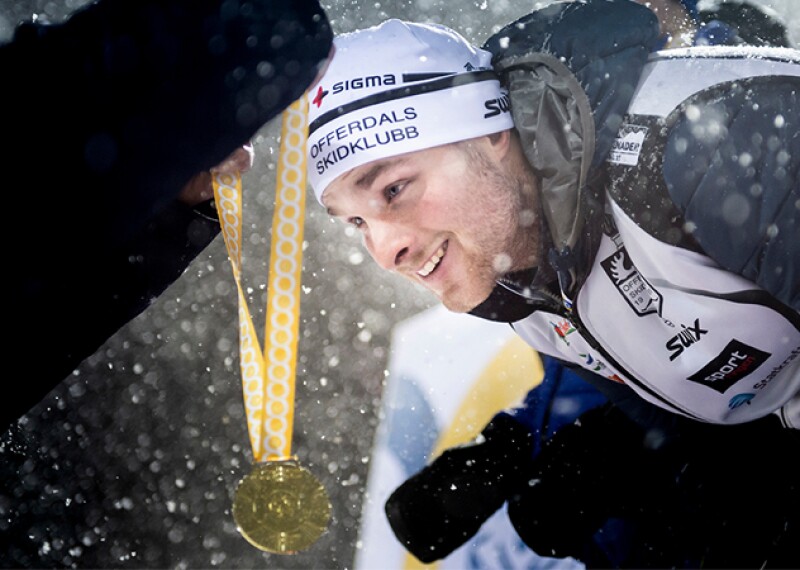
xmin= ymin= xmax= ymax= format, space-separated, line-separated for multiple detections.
xmin=307 ymin=1 xmax=800 ymax=429
xmin=323 ymin=137 xmax=540 ymax=312
xmin=305 ymin=1 xmax=800 ymax=565
xmin=308 ymin=19 xmax=541 ymax=313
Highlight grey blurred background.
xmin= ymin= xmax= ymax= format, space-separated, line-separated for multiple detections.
xmin=0 ymin=1 xmax=797 ymax=568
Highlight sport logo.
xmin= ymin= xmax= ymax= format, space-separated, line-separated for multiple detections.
xmin=601 ymin=247 xmax=662 ymax=317
xmin=687 ymin=339 xmax=770 ymax=394
xmin=665 ymin=318 xmax=708 ymax=361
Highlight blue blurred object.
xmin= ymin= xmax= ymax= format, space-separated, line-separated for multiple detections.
xmin=694 ymin=18 xmax=738 ymax=46
xmin=678 ymin=0 xmax=699 ymax=20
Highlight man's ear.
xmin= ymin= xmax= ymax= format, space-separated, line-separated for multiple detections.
xmin=486 ymin=129 xmax=512 ymax=162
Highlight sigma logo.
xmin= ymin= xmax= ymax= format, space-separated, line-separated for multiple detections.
xmin=332 ymin=74 xmax=396 ymax=94
xmin=687 ymin=339 xmax=770 ymax=394
xmin=666 ymin=318 xmax=708 ymax=361
xmin=312 ymin=85 xmax=329 ymax=108
xmin=313 ymin=74 xmax=397 ymax=108
xmin=484 ymin=93 xmax=510 ymax=118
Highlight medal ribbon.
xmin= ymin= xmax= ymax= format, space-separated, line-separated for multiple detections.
xmin=212 ymin=98 xmax=308 ymax=462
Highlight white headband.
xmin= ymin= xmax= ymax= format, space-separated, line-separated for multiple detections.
xmin=306 ymin=20 xmax=514 ymax=203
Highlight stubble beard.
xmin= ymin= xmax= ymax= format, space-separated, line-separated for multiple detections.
xmin=444 ymin=144 xmax=538 ymax=313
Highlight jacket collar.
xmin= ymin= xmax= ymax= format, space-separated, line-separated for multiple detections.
xmin=474 ymin=0 xmax=659 ymax=307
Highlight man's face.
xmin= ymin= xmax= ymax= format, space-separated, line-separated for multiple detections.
xmin=322 ymin=136 xmax=538 ymax=312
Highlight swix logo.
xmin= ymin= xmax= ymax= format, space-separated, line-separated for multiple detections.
xmin=331 ymin=74 xmax=396 ymax=95
xmin=312 ymin=86 xmax=328 ymax=108
xmin=666 ymin=318 xmax=708 ymax=361
xmin=687 ymin=339 xmax=770 ymax=394
xmin=483 ymin=93 xmax=510 ymax=118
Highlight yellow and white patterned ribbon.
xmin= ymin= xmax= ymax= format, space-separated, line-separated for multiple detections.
xmin=212 ymin=98 xmax=308 ymax=462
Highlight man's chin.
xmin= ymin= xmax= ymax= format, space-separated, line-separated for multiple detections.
xmin=441 ymin=299 xmax=471 ymax=313
xmin=439 ymin=287 xmax=494 ymax=314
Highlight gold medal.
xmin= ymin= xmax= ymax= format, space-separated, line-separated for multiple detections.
xmin=232 ymin=461 xmax=331 ymax=554
xmin=214 ymin=99 xmax=329 ymax=554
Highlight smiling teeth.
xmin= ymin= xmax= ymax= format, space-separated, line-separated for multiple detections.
xmin=418 ymin=247 xmax=446 ymax=277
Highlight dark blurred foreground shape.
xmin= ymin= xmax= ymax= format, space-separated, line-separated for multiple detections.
xmin=386 ymin=372 xmax=800 ymax=568
xmin=1 ymin=0 xmax=332 ymax=430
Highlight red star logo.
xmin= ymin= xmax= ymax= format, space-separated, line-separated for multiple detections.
xmin=312 ymin=85 xmax=328 ymax=108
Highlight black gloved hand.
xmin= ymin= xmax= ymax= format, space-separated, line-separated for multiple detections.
xmin=506 ymin=403 xmax=672 ymax=566
xmin=507 ymin=404 xmax=800 ymax=569
xmin=384 ymin=414 xmax=535 ymax=563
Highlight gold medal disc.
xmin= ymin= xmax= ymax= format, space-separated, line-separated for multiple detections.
xmin=232 ymin=461 xmax=331 ymax=553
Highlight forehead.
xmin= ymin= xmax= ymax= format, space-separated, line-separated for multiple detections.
xmin=321 ymin=143 xmax=464 ymax=202
xmin=320 ymin=152 xmax=419 ymax=208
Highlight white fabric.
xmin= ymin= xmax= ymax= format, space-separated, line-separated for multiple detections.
xmin=514 ymin=197 xmax=800 ymax=425
xmin=306 ymin=20 xmax=514 ymax=202
xmin=629 ymin=46 xmax=800 ymax=117
xmin=513 ymin=52 xmax=800 ymax=426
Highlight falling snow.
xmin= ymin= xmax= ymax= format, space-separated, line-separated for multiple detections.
xmin=1 ymin=0 xmax=798 ymax=568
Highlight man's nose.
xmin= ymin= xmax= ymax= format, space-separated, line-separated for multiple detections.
xmin=368 ymin=221 xmax=413 ymax=272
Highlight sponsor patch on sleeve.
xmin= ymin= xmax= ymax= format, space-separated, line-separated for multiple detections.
xmin=608 ymin=124 xmax=648 ymax=166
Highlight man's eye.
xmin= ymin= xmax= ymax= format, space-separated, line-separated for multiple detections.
xmin=348 ymin=216 xmax=365 ymax=228
xmin=385 ymin=182 xmax=405 ymax=202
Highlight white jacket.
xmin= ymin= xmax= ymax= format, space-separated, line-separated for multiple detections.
xmin=510 ymin=49 xmax=800 ymax=427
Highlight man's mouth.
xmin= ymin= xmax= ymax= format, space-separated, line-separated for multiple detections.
xmin=417 ymin=241 xmax=448 ymax=278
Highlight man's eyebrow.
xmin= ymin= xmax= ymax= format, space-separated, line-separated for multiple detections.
xmin=325 ymin=157 xmax=410 ymax=217
xmin=355 ymin=158 xmax=408 ymax=189
xmin=354 ymin=163 xmax=389 ymax=190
